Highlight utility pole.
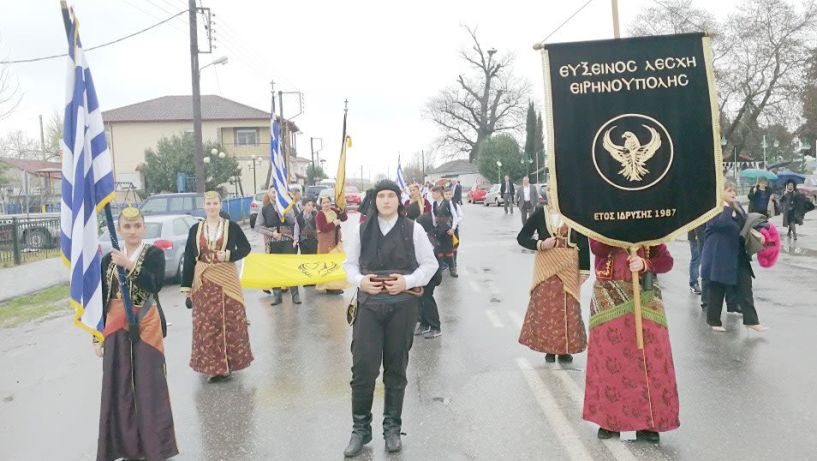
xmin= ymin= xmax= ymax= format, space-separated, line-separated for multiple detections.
xmin=188 ymin=0 xmax=205 ymax=193
xmin=310 ymin=137 xmax=316 ymax=185
xmin=278 ymin=90 xmax=288 ymax=183
xmin=39 ymin=115 xmax=47 ymax=211
xmin=611 ymin=0 xmax=621 ymax=38
xmin=421 ymin=149 xmax=425 ymax=183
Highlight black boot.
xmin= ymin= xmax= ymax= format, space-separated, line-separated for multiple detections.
xmin=636 ymin=430 xmax=660 ymax=443
xmin=345 ymin=391 xmax=374 ymax=457
xmin=383 ymin=388 xmax=406 ymax=453
xmin=557 ymin=354 xmax=573 ymax=363
xmin=343 ymin=413 xmax=372 ymax=457
xmin=597 ymin=427 xmax=620 ymax=439
xmin=291 ymin=287 xmax=302 ymax=305
xmin=448 ymin=258 xmax=458 ymax=278
xmin=271 ymin=288 xmax=283 ymax=306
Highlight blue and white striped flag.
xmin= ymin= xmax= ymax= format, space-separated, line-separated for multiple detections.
xmin=270 ymin=95 xmax=292 ymax=216
xmin=60 ymin=7 xmax=115 ymax=341
xmin=396 ymin=154 xmax=406 ymax=191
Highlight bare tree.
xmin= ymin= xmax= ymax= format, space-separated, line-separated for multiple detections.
xmin=0 ymin=130 xmax=40 ymax=159
xmin=425 ymin=26 xmax=530 ymax=162
xmin=0 ymin=62 xmax=21 ymax=121
xmin=630 ymin=0 xmax=817 ymax=159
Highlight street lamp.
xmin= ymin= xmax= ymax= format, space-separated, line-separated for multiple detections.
xmin=249 ymin=155 xmax=263 ymax=193
xmin=496 ymin=160 xmax=502 ymax=183
xmin=722 ymin=136 xmax=739 ymax=185
xmin=200 ymin=56 xmax=228 ymax=71
xmin=521 ymin=156 xmax=533 ymax=175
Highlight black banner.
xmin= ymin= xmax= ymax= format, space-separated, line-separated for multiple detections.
xmin=542 ymin=33 xmax=723 ymax=247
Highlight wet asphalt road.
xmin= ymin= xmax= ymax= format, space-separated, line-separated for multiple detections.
xmin=1 ymin=204 xmax=816 ymax=461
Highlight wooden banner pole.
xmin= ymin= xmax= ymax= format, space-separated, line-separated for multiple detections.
xmin=629 ymin=246 xmax=645 ymax=350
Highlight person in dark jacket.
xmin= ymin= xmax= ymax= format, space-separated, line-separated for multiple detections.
xmin=700 ymin=183 xmax=768 ymax=333
xmin=687 ymin=225 xmax=705 ymax=294
xmin=500 ymin=175 xmax=515 ymax=214
xmin=748 ymin=178 xmax=774 ymax=217
xmin=780 ymin=180 xmax=814 ymax=240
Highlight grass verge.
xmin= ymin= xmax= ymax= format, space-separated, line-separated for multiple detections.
xmin=0 ymin=284 xmax=70 ymax=328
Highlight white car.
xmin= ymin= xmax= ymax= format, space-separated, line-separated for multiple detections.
xmin=484 ymin=184 xmax=505 ymax=207
xmin=99 ymin=214 xmax=199 ymax=283
xmin=249 ymin=191 xmax=266 ymax=228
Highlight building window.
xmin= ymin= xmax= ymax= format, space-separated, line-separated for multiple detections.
xmin=235 ymin=128 xmax=259 ymax=146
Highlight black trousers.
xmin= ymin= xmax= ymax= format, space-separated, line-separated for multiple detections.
xmin=350 ymin=299 xmax=418 ymax=432
xmin=706 ymin=262 xmax=760 ymax=326
xmin=419 ymin=281 xmax=441 ymax=330
xmin=701 ymin=279 xmax=740 ymax=311
xmin=268 ymin=240 xmax=298 ymax=291
xmin=299 ymin=238 xmax=318 ymax=255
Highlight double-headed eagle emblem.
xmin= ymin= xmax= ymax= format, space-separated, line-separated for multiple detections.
xmin=602 ymin=125 xmax=662 ymax=182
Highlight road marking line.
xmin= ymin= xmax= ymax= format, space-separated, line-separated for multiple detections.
xmin=516 ymin=357 xmax=594 ymax=461
xmin=551 ymin=364 xmax=640 ymax=461
xmin=484 ymin=309 xmax=505 ymax=328
xmin=508 ymin=311 xmax=524 ymax=329
xmin=468 ymin=280 xmax=481 ymax=293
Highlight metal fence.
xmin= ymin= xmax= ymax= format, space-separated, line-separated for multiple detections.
xmin=0 ymin=217 xmax=62 ymax=267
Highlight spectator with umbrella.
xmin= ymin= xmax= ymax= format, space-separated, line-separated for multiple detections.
xmin=780 ymin=180 xmax=815 ymax=240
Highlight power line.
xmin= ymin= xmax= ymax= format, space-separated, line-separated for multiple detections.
xmin=1 ymin=10 xmax=187 ymax=64
xmin=535 ymin=0 xmax=597 ymax=46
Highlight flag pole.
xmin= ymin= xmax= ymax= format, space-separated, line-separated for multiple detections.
xmin=61 ymin=2 xmax=139 ymax=343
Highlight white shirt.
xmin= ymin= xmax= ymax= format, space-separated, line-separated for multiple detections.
xmin=343 ymin=215 xmax=439 ymax=290
xmin=523 ymin=185 xmax=531 ymax=202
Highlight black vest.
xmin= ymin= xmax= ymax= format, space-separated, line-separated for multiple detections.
xmin=358 ymin=215 xmax=418 ymax=304
xmin=433 ymin=200 xmax=453 ymax=229
xmin=406 ymin=200 xmax=424 ymax=220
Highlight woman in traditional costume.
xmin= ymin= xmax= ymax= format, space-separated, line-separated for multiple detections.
xmin=516 ymin=204 xmax=589 ymax=363
xmin=315 ymin=195 xmax=351 ymax=294
xmin=182 ymin=191 xmax=253 ymax=382
xmin=582 ymin=241 xmax=678 ymax=443
xmin=96 ymin=206 xmax=178 ymax=461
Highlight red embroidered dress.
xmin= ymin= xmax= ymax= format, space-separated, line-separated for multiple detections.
xmin=582 ymin=241 xmax=680 ymax=433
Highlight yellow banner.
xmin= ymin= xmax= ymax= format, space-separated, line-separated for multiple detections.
xmin=239 ymin=252 xmax=348 ymax=288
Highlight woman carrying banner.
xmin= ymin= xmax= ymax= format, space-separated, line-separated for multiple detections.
xmin=582 ymin=241 xmax=678 ymax=443
xmin=96 ymin=206 xmax=178 ymax=461
xmin=516 ymin=203 xmax=589 ymax=363
xmin=182 ymin=191 xmax=253 ymax=383
xmin=315 ymin=195 xmax=352 ymax=295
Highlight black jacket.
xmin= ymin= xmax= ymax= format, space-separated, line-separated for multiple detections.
xmin=516 ymin=206 xmax=590 ymax=273
xmin=500 ymin=180 xmax=515 ymax=196
xmin=181 ymin=219 xmax=251 ymax=290
xmin=101 ymin=245 xmax=165 ymax=318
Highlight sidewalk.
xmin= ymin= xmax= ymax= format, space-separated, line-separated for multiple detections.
xmin=0 ymin=257 xmax=69 ymax=303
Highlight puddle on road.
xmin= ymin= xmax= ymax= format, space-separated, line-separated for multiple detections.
xmin=781 ymin=244 xmax=817 ymax=257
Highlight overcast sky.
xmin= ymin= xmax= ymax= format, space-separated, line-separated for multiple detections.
xmin=1 ymin=0 xmax=739 ymax=179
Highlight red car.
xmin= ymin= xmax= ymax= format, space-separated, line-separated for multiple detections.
xmin=467 ymin=184 xmax=491 ymax=203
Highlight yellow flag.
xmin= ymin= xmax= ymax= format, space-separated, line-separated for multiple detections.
xmin=335 ymin=107 xmax=349 ymax=210
xmin=239 ymin=252 xmax=348 ymax=288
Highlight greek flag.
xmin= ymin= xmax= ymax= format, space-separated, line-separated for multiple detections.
xmin=396 ymin=154 xmax=406 ymax=190
xmin=59 ymin=6 xmax=115 ymax=341
xmin=270 ymin=95 xmax=292 ymax=216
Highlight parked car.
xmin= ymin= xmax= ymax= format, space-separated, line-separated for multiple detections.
xmin=798 ymin=175 xmax=817 ymax=204
xmin=249 ymin=191 xmax=266 ymax=228
xmin=484 ymin=184 xmax=505 ymax=207
xmin=305 ymin=185 xmax=329 ymax=203
xmin=99 ymin=214 xmax=198 ymax=283
xmin=467 ymin=184 xmax=491 ymax=204
xmin=139 ymin=193 xmax=205 ymax=218
xmin=344 ymin=185 xmax=362 ymax=208
xmin=0 ymin=212 xmax=61 ymax=250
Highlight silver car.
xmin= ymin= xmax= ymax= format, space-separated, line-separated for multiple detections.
xmin=99 ymin=214 xmax=199 ymax=283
